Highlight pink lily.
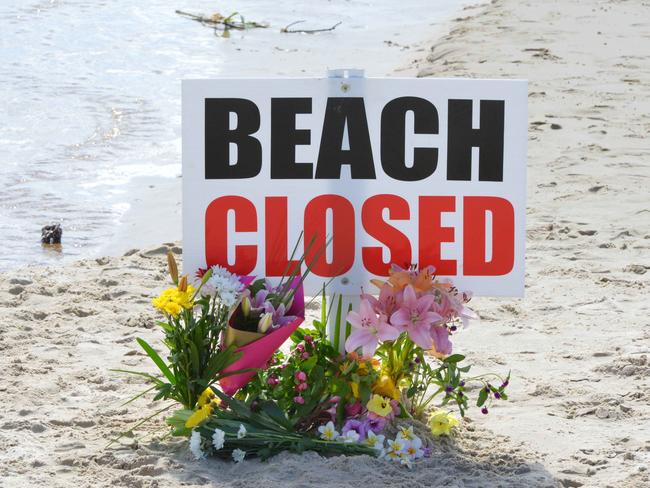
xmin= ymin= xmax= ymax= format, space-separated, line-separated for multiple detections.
xmin=362 ymin=283 xmax=403 ymax=317
xmin=345 ymin=299 xmax=400 ymax=357
xmin=434 ymin=289 xmax=478 ymax=328
xmin=390 ymin=285 xmax=442 ymax=349
xmin=430 ymin=325 xmax=453 ymax=356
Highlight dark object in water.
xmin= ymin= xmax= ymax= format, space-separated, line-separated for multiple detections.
xmin=41 ymin=224 xmax=62 ymax=244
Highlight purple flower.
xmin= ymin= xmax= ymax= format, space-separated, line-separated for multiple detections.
xmin=342 ymin=419 xmax=367 ymax=440
xmin=364 ymin=415 xmax=387 ymax=434
xmin=250 ymin=288 xmax=269 ymax=309
xmin=264 ymin=301 xmax=296 ymax=328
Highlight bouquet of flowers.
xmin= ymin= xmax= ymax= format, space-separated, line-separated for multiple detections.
xmin=219 ymin=275 xmax=305 ymax=396
xmin=115 ymin=255 xmax=510 ymax=468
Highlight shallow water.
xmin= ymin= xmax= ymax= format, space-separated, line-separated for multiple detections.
xmin=0 ymin=0 xmax=476 ymax=271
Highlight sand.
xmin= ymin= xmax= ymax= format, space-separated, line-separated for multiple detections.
xmin=1 ymin=0 xmax=649 ymax=486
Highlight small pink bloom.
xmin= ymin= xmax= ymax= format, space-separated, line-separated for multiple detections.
xmin=267 ymin=375 xmax=279 ymax=386
xmin=296 ymin=343 xmax=305 ymax=353
xmin=293 ymin=396 xmax=305 ymax=404
xmin=345 ymin=401 xmax=362 ymax=417
xmin=301 ymin=352 xmax=310 ymax=360
xmin=390 ymin=285 xmax=442 ymax=349
xmin=345 ymin=299 xmax=400 ymax=357
xmin=329 ymin=396 xmax=341 ymax=404
xmin=295 ymin=371 xmax=307 ymax=382
xmin=296 ymin=382 xmax=308 ymax=392
xmin=304 ymin=335 xmax=313 ymax=343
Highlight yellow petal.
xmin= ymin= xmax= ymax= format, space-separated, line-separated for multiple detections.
xmin=185 ymin=404 xmax=213 ymax=428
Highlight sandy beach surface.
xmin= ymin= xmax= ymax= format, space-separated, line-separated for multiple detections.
xmin=2 ymin=0 xmax=649 ymax=487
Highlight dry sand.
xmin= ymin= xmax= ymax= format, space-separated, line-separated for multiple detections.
xmin=1 ymin=0 xmax=649 ymax=487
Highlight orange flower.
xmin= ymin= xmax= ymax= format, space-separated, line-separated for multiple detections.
xmin=373 ymin=265 xmax=450 ymax=294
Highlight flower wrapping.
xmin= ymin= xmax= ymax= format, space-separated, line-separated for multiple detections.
xmin=219 ymin=276 xmax=305 ymax=395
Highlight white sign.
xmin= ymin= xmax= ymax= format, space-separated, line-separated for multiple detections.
xmin=183 ymin=77 xmax=527 ymax=296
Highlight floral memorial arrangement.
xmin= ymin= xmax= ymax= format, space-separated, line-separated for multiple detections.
xmin=116 ymin=251 xmax=510 ymax=468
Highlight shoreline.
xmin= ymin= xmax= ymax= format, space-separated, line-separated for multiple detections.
xmin=102 ymin=0 xmax=488 ymax=262
xmin=0 ymin=0 xmax=484 ymax=273
xmin=2 ymin=0 xmax=649 ymax=487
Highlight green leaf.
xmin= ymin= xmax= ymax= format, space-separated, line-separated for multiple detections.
xmin=110 ymin=368 xmax=164 ymax=385
xmin=477 ymin=387 xmax=488 ymax=407
xmin=120 ymin=385 xmax=158 ymax=407
xmin=166 ymin=409 xmax=193 ymax=436
xmin=444 ymin=354 xmax=466 ymax=364
xmin=301 ymin=354 xmax=318 ymax=371
xmin=156 ymin=320 xmax=175 ymax=333
xmin=359 ymin=382 xmax=371 ymax=404
xmin=189 ymin=340 xmax=200 ymax=378
xmin=291 ymin=328 xmax=305 ymax=343
xmin=204 ymin=345 xmax=242 ymax=380
xmin=333 ymin=295 xmax=342 ymax=352
xmin=344 ymin=303 xmax=353 ymax=339
xmin=135 ymin=338 xmax=177 ymax=385
xmin=259 ymin=401 xmax=293 ymax=430
xmin=320 ymin=284 xmax=327 ymax=326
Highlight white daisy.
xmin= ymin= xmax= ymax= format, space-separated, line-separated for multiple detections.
xmin=212 ymin=428 xmax=225 ymax=450
xmin=397 ymin=425 xmax=415 ymax=441
xmin=317 ymin=421 xmax=339 ymax=441
xmin=365 ymin=431 xmax=385 ymax=451
xmin=340 ymin=429 xmax=360 ymax=443
xmin=403 ymin=436 xmax=425 ymax=460
xmin=399 ymin=452 xmax=413 ymax=469
xmin=189 ymin=430 xmax=204 ymax=460
xmin=386 ymin=437 xmax=407 ymax=460
xmin=232 ymin=448 xmax=246 ymax=463
xmin=200 ymin=265 xmax=244 ymax=306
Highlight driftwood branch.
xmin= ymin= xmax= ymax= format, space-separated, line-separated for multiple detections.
xmin=175 ymin=10 xmax=268 ymax=31
xmin=281 ymin=20 xmax=342 ymax=34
